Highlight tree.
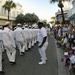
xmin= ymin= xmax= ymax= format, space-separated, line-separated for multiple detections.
xmin=3 ymin=0 xmax=16 ymax=21
xmin=50 ymin=0 xmax=70 ymax=25
xmin=51 ymin=16 xmax=55 ymax=20
xmin=24 ymin=13 xmax=39 ymax=25
xmin=15 ymin=14 xmax=25 ymax=25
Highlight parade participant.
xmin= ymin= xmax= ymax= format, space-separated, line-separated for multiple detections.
xmin=14 ymin=23 xmax=25 ymax=56
xmin=31 ymin=26 xmax=35 ymax=47
xmin=37 ymin=21 xmax=48 ymax=65
xmin=28 ymin=26 xmax=32 ymax=50
xmin=46 ymin=26 xmax=50 ymax=35
xmin=23 ymin=24 xmax=29 ymax=51
xmin=32 ymin=27 xmax=38 ymax=44
xmin=2 ymin=22 xmax=16 ymax=64
xmin=0 ymin=26 xmax=5 ymax=74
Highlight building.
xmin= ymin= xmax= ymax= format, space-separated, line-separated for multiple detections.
xmin=0 ymin=0 xmax=23 ymax=25
xmin=68 ymin=0 xmax=75 ymax=26
xmin=55 ymin=1 xmax=72 ymax=25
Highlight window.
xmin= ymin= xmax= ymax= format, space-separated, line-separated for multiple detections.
xmin=12 ymin=11 xmax=15 ymax=17
xmin=1 ymin=8 xmax=6 ymax=15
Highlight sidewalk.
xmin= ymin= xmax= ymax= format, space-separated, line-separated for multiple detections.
xmin=54 ymin=39 xmax=70 ymax=75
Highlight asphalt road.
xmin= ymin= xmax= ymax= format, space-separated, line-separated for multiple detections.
xmin=2 ymin=35 xmax=58 ymax=75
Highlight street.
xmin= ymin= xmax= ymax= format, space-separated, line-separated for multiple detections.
xmin=2 ymin=35 xmax=58 ymax=75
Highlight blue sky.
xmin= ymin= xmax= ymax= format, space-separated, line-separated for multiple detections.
xmin=13 ymin=0 xmax=59 ymax=22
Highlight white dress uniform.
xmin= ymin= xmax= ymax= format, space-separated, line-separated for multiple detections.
xmin=38 ymin=27 xmax=48 ymax=64
xmin=36 ymin=29 xmax=39 ymax=42
xmin=28 ymin=28 xmax=33 ymax=49
xmin=2 ymin=27 xmax=16 ymax=62
xmin=31 ymin=29 xmax=35 ymax=47
xmin=33 ymin=29 xmax=37 ymax=44
xmin=47 ymin=27 xmax=50 ymax=35
xmin=0 ymin=29 xmax=4 ymax=71
xmin=14 ymin=27 xmax=25 ymax=55
xmin=23 ymin=28 xmax=29 ymax=51
xmin=33 ymin=28 xmax=38 ymax=44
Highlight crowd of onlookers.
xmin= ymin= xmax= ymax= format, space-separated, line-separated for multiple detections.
xmin=53 ymin=23 xmax=75 ymax=72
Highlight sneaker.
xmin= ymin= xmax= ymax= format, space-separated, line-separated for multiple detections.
xmin=38 ymin=61 xmax=46 ymax=65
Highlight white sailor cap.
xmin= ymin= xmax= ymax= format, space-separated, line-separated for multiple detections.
xmin=14 ymin=27 xmax=16 ymax=29
xmin=29 ymin=26 xmax=31 ymax=28
xmin=73 ymin=29 xmax=75 ymax=31
xmin=17 ymin=23 xmax=21 ymax=26
xmin=25 ymin=24 xmax=28 ymax=27
xmin=37 ymin=20 xmax=44 ymax=25
xmin=4 ymin=21 xmax=10 ymax=26
xmin=0 ymin=26 xmax=3 ymax=28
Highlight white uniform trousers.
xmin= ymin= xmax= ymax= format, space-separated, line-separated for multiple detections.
xmin=31 ymin=39 xmax=35 ymax=47
xmin=38 ymin=42 xmax=48 ymax=63
xmin=34 ymin=38 xmax=37 ymax=44
xmin=0 ymin=50 xmax=2 ymax=71
xmin=28 ymin=40 xmax=32 ymax=49
xmin=5 ymin=46 xmax=16 ymax=62
xmin=17 ymin=43 xmax=25 ymax=55
xmin=0 ymin=41 xmax=4 ymax=71
xmin=24 ymin=42 xmax=28 ymax=51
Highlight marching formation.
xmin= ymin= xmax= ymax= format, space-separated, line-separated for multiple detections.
xmin=0 ymin=22 xmax=39 ymax=74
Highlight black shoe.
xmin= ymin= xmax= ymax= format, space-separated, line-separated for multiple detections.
xmin=32 ymin=46 xmax=34 ymax=48
xmin=2 ymin=59 xmax=4 ymax=62
xmin=0 ymin=71 xmax=5 ymax=74
xmin=21 ymin=52 xmax=25 ymax=54
xmin=28 ymin=48 xmax=31 ymax=51
xmin=25 ymin=50 xmax=28 ymax=52
xmin=20 ymin=52 xmax=25 ymax=56
xmin=10 ymin=62 xmax=16 ymax=65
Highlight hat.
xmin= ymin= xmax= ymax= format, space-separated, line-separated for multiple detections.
xmin=17 ymin=23 xmax=21 ymax=26
xmin=25 ymin=24 xmax=28 ymax=27
xmin=4 ymin=21 xmax=10 ymax=26
xmin=37 ymin=20 xmax=44 ymax=25
xmin=0 ymin=26 xmax=3 ymax=28
xmin=29 ymin=26 xmax=31 ymax=28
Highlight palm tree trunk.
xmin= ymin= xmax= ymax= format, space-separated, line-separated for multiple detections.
xmin=60 ymin=7 xmax=65 ymax=25
xmin=8 ymin=10 xmax=10 ymax=21
xmin=58 ymin=1 xmax=65 ymax=25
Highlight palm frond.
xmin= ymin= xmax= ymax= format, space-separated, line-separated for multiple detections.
xmin=50 ymin=0 xmax=71 ymax=3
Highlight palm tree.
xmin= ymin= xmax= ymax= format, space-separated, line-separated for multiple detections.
xmin=50 ymin=0 xmax=70 ymax=25
xmin=3 ymin=0 xmax=16 ymax=21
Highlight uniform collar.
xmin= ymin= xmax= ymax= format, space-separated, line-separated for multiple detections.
xmin=4 ymin=27 xmax=10 ymax=31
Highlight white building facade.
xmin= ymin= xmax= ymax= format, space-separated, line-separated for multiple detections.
xmin=55 ymin=1 xmax=72 ymax=24
xmin=68 ymin=0 xmax=75 ymax=26
xmin=0 ymin=0 xmax=23 ymax=25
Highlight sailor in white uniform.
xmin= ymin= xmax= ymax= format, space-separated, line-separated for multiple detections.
xmin=37 ymin=21 xmax=48 ymax=65
xmin=23 ymin=24 xmax=29 ymax=51
xmin=2 ymin=22 xmax=16 ymax=64
xmin=0 ymin=26 xmax=5 ymax=74
xmin=28 ymin=26 xmax=32 ymax=50
xmin=14 ymin=23 xmax=25 ymax=55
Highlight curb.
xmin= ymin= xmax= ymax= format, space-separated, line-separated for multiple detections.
xmin=54 ymin=39 xmax=70 ymax=75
